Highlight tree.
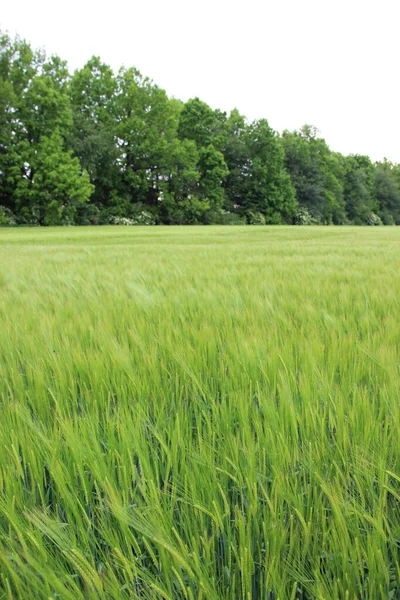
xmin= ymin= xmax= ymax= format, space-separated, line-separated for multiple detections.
xmin=282 ymin=126 xmax=345 ymax=224
xmin=13 ymin=130 xmax=93 ymax=224
xmin=178 ymin=97 xmax=227 ymax=151
xmin=342 ymin=155 xmax=377 ymax=223
xmin=22 ymin=59 xmax=71 ymax=144
xmin=0 ymin=31 xmax=84 ymax=223
xmin=0 ymin=31 xmax=39 ymax=213
xmin=222 ymin=109 xmax=251 ymax=213
xmin=198 ymin=144 xmax=229 ymax=214
xmin=1 ymin=29 xmax=399 ymax=227
xmin=159 ymin=138 xmax=200 ymax=223
xmin=239 ymin=119 xmax=297 ymax=223
xmin=0 ymin=71 xmax=15 ymax=209
xmin=375 ymin=160 xmax=400 ymax=224
xmin=69 ymin=57 xmax=120 ymax=212
xmin=114 ymin=67 xmax=181 ymax=216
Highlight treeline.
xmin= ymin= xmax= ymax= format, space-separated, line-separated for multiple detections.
xmin=1 ymin=31 xmax=400 ymax=226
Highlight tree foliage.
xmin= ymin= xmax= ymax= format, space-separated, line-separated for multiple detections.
xmin=1 ymin=30 xmax=399 ymax=226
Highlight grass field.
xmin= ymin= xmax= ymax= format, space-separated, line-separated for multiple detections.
xmin=0 ymin=225 xmax=400 ymax=599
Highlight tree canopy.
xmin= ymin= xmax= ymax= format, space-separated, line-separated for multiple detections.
xmin=1 ymin=30 xmax=399 ymax=226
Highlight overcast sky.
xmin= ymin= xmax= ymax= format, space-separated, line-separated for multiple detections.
xmin=2 ymin=0 xmax=399 ymax=162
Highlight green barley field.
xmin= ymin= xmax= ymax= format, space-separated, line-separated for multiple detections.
xmin=1 ymin=226 xmax=400 ymax=600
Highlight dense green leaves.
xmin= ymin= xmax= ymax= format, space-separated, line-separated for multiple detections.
xmin=282 ymin=126 xmax=346 ymax=224
xmin=342 ymin=155 xmax=377 ymax=224
xmin=69 ymin=57 xmax=120 ymax=208
xmin=14 ymin=130 xmax=94 ymax=225
xmin=240 ymin=120 xmax=297 ymax=223
xmin=1 ymin=30 xmax=400 ymax=226
xmin=177 ymin=97 xmax=227 ymax=151
xmin=374 ymin=160 xmax=400 ymax=224
xmin=0 ymin=32 xmax=92 ymax=224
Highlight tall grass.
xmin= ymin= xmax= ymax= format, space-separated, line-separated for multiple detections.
xmin=0 ymin=226 xmax=399 ymax=599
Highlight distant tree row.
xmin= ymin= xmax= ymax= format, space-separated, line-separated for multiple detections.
xmin=1 ymin=31 xmax=400 ymax=226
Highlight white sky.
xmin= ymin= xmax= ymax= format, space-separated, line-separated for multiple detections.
xmin=2 ymin=0 xmax=399 ymax=162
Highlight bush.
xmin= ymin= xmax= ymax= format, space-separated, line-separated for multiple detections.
xmin=367 ymin=212 xmax=383 ymax=226
xmin=75 ymin=204 xmax=102 ymax=226
xmin=110 ymin=210 xmax=156 ymax=226
xmin=129 ymin=210 xmax=156 ymax=225
xmin=294 ymin=206 xmax=312 ymax=225
xmin=265 ymin=212 xmax=284 ymax=225
xmin=202 ymin=209 xmax=246 ymax=225
xmin=246 ymin=211 xmax=266 ymax=225
xmin=378 ymin=211 xmax=394 ymax=226
xmin=0 ymin=206 xmax=17 ymax=226
xmin=217 ymin=211 xmax=246 ymax=225
xmin=15 ymin=206 xmax=41 ymax=226
xmin=110 ymin=216 xmax=137 ymax=226
xmin=75 ymin=202 xmax=158 ymax=226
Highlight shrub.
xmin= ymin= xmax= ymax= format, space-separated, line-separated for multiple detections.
xmin=0 ymin=206 xmax=17 ymax=226
xmin=110 ymin=216 xmax=137 ymax=226
xmin=75 ymin=204 xmax=102 ymax=226
xmin=367 ymin=212 xmax=383 ymax=226
xmin=110 ymin=211 xmax=156 ymax=226
xmin=378 ymin=211 xmax=395 ymax=226
xmin=247 ymin=211 xmax=266 ymax=225
xmin=294 ymin=206 xmax=312 ymax=225
xmin=203 ymin=209 xmax=246 ymax=225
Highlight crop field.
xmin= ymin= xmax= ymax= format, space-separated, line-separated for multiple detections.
xmin=0 ymin=225 xmax=400 ymax=599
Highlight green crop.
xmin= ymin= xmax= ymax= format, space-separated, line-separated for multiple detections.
xmin=0 ymin=226 xmax=399 ymax=599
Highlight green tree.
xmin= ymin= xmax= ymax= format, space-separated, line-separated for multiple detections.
xmin=13 ymin=130 xmax=93 ymax=224
xmin=198 ymin=144 xmax=229 ymax=215
xmin=69 ymin=57 xmax=120 ymax=214
xmin=0 ymin=31 xmax=39 ymax=213
xmin=240 ymin=120 xmax=297 ymax=223
xmin=342 ymin=155 xmax=377 ymax=223
xmin=375 ymin=160 xmax=400 ymax=224
xmin=160 ymin=138 xmax=201 ymax=223
xmin=115 ymin=67 xmax=181 ymax=216
xmin=178 ymin=97 xmax=227 ymax=151
xmin=282 ymin=126 xmax=345 ymax=224
xmin=0 ymin=31 xmax=86 ymax=223
xmin=0 ymin=71 xmax=15 ymax=209
xmin=222 ymin=109 xmax=251 ymax=214
xmin=2 ymin=29 xmax=399 ymax=227
xmin=20 ymin=58 xmax=72 ymax=145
